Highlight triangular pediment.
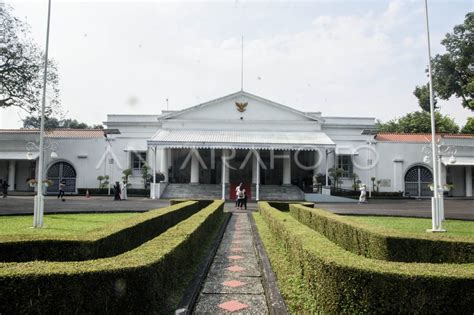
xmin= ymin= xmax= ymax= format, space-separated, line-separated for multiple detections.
xmin=160 ymin=91 xmax=318 ymax=122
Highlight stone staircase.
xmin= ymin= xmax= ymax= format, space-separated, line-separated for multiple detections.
xmin=161 ymin=184 xmax=222 ymax=200
xmin=161 ymin=183 xmax=304 ymax=201
xmin=258 ymin=185 xmax=304 ymax=201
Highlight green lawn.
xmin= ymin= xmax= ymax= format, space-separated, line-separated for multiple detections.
xmin=0 ymin=213 xmax=139 ymax=237
xmin=344 ymin=215 xmax=474 ymax=239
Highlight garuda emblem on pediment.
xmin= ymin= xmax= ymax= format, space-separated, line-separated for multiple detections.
xmin=235 ymin=102 xmax=248 ymax=112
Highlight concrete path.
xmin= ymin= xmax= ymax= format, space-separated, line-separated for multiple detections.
xmin=193 ymin=209 xmax=268 ymax=314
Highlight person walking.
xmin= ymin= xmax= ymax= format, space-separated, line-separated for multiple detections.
xmin=57 ymin=180 xmax=66 ymax=201
xmin=2 ymin=181 xmax=9 ymax=198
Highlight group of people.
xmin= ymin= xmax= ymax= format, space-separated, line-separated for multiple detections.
xmin=235 ymin=183 xmax=247 ymax=210
xmin=113 ymin=181 xmax=128 ymax=200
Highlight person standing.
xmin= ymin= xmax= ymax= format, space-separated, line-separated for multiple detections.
xmin=242 ymin=189 xmax=247 ymax=210
xmin=2 ymin=181 xmax=9 ymax=198
xmin=57 ymin=180 xmax=66 ymax=201
xmin=113 ymin=181 xmax=121 ymax=200
xmin=359 ymin=184 xmax=367 ymax=204
xmin=237 ymin=188 xmax=245 ymax=210
xmin=235 ymin=182 xmax=243 ymax=208
xmin=120 ymin=181 xmax=128 ymax=200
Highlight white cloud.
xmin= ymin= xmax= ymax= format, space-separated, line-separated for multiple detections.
xmin=2 ymin=0 xmax=472 ymax=130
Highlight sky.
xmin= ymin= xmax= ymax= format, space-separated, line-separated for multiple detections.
xmin=1 ymin=0 xmax=473 ymax=129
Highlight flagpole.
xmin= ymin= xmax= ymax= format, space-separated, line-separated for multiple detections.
xmin=424 ymin=0 xmax=443 ymax=232
xmin=33 ymin=0 xmax=52 ymax=228
xmin=241 ymin=36 xmax=244 ymax=91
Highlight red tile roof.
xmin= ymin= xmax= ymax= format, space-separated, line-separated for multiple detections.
xmin=376 ymin=133 xmax=474 ymax=143
xmin=0 ymin=129 xmax=104 ymax=138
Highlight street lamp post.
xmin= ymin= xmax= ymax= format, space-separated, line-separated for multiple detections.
xmin=33 ymin=0 xmax=52 ymax=228
xmin=423 ymin=144 xmax=456 ymax=230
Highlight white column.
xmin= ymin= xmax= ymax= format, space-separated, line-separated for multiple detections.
xmin=466 ymin=166 xmax=472 ymax=197
xmin=256 ymin=155 xmax=260 ymax=201
xmin=393 ymin=160 xmax=404 ymax=192
xmin=160 ymin=148 xmax=168 ymax=182
xmin=190 ymin=151 xmax=199 ymax=184
xmin=325 ymin=149 xmax=330 ymax=186
xmin=223 ymin=149 xmax=230 ymax=184
xmin=282 ymin=150 xmax=291 ymax=185
xmin=8 ymin=160 xmax=15 ymax=191
xmin=313 ymin=150 xmax=319 ymax=176
xmin=252 ymin=150 xmax=258 ymax=184
xmin=150 ymin=147 xmax=157 ymax=199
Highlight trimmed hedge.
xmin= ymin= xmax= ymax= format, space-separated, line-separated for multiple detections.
xmin=170 ymin=199 xmax=214 ymax=209
xmin=289 ymin=204 xmax=474 ymax=263
xmin=257 ymin=202 xmax=474 ymax=314
xmin=0 ymin=201 xmax=202 ymax=262
xmin=268 ymin=201 xmax=314 ymax=212
xmin=0 ymin=200 xmax=227 ymax=314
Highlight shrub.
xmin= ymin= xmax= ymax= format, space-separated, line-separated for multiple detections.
xmin=0 ymin=201 xmax=201 ymax=262
xmin=258 ymin=202 xmax=474 ymax=314
xmin=0 ymin=201 xmax=227 ymax=314
xmin=289 ymin=204 xmax=474 ymax=263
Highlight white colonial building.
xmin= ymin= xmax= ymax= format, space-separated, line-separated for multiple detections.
xmin=0 ymin=91 xmax=473 ymax=200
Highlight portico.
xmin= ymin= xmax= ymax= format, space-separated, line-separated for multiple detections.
xmin=148 ymin=130 xmax=333 ymax=200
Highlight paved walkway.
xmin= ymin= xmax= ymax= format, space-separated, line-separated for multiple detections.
xmin=193 ymin=208 xmax=268 ymax=314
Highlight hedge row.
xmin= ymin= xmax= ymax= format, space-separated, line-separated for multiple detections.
xmin=258 ymin=202 xmax=474 ymax=314
xmin=0 ymin=200 xmax=227 ymax=314
xmin=267 ymin=201 xmax=314 ymax=212
xmin=0 ymin=201 xmax=202 ymax=262
xmin=170 ymin=199 xmax=214 ymax=209
xmin=289 ymin=204 xmax=474 ymax=263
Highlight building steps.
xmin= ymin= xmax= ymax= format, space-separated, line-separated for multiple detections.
xmin=161 ymin=183 xmax=304 ymax=201
xmin=161 ymin=184 xmax=222 ymax=199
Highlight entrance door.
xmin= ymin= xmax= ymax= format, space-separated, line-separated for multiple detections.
xmin=47 ymin=161 xmax=77 ymax=193
xmin=404 ymin=165 xmax=433 ymax=197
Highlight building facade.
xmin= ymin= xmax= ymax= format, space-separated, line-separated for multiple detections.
xmin=0 ymin=91 xmax=472 ymax=199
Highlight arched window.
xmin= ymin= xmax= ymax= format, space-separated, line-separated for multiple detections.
xmin=47 ymin=161 xmax=77 ymax=193
xmin=404 ymin=165 xmax=433 ymax=197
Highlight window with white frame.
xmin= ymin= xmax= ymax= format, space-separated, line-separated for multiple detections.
xmin=131 ymin=152 xmax=147 ymax=170
xmin=337 ymin=155 xmax=353 ymax=178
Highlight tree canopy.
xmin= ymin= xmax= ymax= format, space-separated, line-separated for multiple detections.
xmin=0 ymin=4 xmax=60 ymax=114
xmin=22 ymin=115 xmax=103 ymax=130
xmin=414 ymin=12 xmax=474 ymax=111
xmin=461 ymin=117 xmax=474 ymax=134
xmin=377 ymin=111 xmax=460 ymax=134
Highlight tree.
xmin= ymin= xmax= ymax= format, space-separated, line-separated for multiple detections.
xmin=413 ymin=84 xmax=437 ymax=112
xmin=141 ymin=164 xmax=151 ymax=189
xmin=22 ymin=115 xmax=103 ymax=129
xmin=461 ymin=117 xmax=474 ymax=134
xmin=0 ymin=4 xmax=60 ymax=114
xmin=377 ymin=111 xmax=459 ymax=133
xmin=414 ymin=13 xmax=474 ymax=111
